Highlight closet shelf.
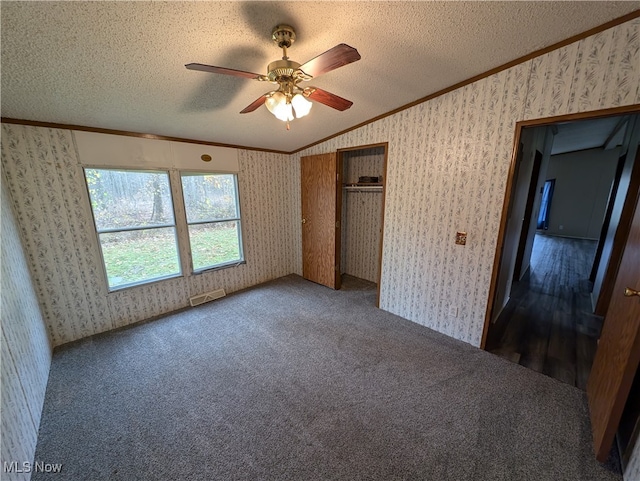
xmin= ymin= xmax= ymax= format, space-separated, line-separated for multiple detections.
xmin=343 ymin=183 xmax=383 ymax=192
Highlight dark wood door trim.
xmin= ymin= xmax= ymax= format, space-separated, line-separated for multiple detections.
xmin=515 ymin=105 xmax=640 ymax=129
xmin=335 ymin=155 xmax=343 ymax=290
xmin=337 ymin=142 xmax=389 ymax=154
xmin=376 ymin=145 xmax=389 ymax=308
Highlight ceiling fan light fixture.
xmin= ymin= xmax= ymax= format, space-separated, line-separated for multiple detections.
xmin=279 ymin=103 xmax=294 ymax=122
xmin=266 ymin=92 xmax=293 ymax=122
xmin=291 ymin=93 xmax=312 ymax=118
xmin=186 ymin=24 xmax=360 ymax=125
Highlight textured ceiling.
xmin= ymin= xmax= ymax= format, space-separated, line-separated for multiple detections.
xmin=2 ymin=2 xmax=639 ymax=152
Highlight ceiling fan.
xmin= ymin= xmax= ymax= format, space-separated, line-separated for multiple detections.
xmin=186 ymin=24 xmax=361 ymax=128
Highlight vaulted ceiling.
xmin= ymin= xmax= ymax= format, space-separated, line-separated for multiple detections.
xmin=2 ymin=2 xmax=638 ymax=152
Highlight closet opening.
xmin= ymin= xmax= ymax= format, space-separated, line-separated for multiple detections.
xmin=337 ymin=143 xmax=388 ymax=307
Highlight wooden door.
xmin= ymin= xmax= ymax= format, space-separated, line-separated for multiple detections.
xmin=587 ymin=187 xmax=640 ymax=462
xmin=301 ymin=153 xmax=341 ymax=289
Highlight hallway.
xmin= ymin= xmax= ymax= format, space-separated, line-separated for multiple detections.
xmin=486 ymin=233 xmax=603 ymax=390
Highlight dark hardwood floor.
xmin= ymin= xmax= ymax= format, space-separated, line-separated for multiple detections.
xmin=486 ymin=234 xmax=603 ymax=390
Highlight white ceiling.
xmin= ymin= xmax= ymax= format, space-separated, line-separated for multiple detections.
xmin=551 ymin=116 xmax=630 ymax=155
xmin=2 ymin=2 xmax=638 ymax=153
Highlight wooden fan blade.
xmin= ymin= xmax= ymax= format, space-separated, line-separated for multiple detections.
xmin=185 ymin=63 xmax=263 ymax=80
xmin=308 ymin=88 xmax=353 ymax=111
xmin=299 ymin=44 xmax=361 ymax=78
xmin=240 ymin=95 xmax=267 ymax=114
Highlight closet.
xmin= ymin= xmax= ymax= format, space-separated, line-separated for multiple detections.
xmin=340 ymin=145 xmax=386 ymax=290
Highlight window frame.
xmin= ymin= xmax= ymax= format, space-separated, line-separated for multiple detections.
xmin=179 ymin=171 xmax=245 ymax=274
xmin=83 ymin=167 xmax=183 ymax=292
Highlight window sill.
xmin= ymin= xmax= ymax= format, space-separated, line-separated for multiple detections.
xmin=193 ymin=259 xmax=246 ymax=275
xmin=107 ymin=272 xmax=183 ymax=293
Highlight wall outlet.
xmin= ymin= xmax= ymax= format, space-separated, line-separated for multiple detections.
xmin=449 ymin=306 xmax=458 ymax=317
xmin=559 ymin=224 xmax=564 ymax=230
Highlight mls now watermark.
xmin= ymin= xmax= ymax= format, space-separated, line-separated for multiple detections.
xmin=4 ymin=461 xmax=63 ymax=474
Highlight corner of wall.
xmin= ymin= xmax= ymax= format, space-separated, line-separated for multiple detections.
xmin=1 ymin=172 xmax=52 ymax=477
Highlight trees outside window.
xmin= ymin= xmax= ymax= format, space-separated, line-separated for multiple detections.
xmin=181 ymin=173 xmax=243 ymax=271
xmin=84 ymin=168 xmax=244 ymax=290
xmin=85 ymin=168 xmax=180 ymax=290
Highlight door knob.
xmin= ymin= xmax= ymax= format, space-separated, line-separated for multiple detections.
xmin=624 ymin=287 xmax=640 ymax=297
xmin=302 ymin=218 xmax=306 ymax=224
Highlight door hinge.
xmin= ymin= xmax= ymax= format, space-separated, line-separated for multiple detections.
xmin=335 ymin=221 xmax=340 ymax=228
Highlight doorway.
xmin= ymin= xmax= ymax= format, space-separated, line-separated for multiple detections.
xmin=484 ymin=112 xmax=639 ymax=389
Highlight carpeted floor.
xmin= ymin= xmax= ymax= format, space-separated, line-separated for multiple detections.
xmin=33 ymin=274 xmax=620 ymax=480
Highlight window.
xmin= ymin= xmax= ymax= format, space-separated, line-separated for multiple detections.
xmin=537 ymin=179 xmax=555 ymax=230
xmin=85 ymin=168 xmax=181 ymax=290
xmin=181 ymin=172 xmax=244 ymax=271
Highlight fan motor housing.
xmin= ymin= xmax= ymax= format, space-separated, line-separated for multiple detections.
xmin=267 ymin=59 xmax=301 ymax=82
xmin=272 ymin=24 xmax=296 ymax=48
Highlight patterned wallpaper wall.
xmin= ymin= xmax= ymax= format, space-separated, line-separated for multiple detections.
xmin=1 ymin=179 xmax=52 ymax=480
xmin=341 ymin=148 xmax=385 ymax=282
xmin=343 ymin=147 xmax=386 ymax=184
xmin=2 ymin=16 xmax=640 ymax=478
xmin=294 ymin=17 xmax=640 ymax=348
xmin=1 ymin=125 xmax=300 ymax=346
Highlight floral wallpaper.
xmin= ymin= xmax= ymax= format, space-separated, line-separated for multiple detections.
xmin=294 ymin=17 xmax=640 ymax=348
xmin=3 ymin=16 xmax=636 ymax=351
xmin=2 ymin=15 xmax=640 ymax=479
xmin=1 ymin=178 xmax=51 ymax=480
xmin=1 ymin=125 xmax=299 ymax=346
xmin=294 ymin=19 xmax=640 ymax=474
xmin=525 ymin=25 xmax=640 ymax=119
